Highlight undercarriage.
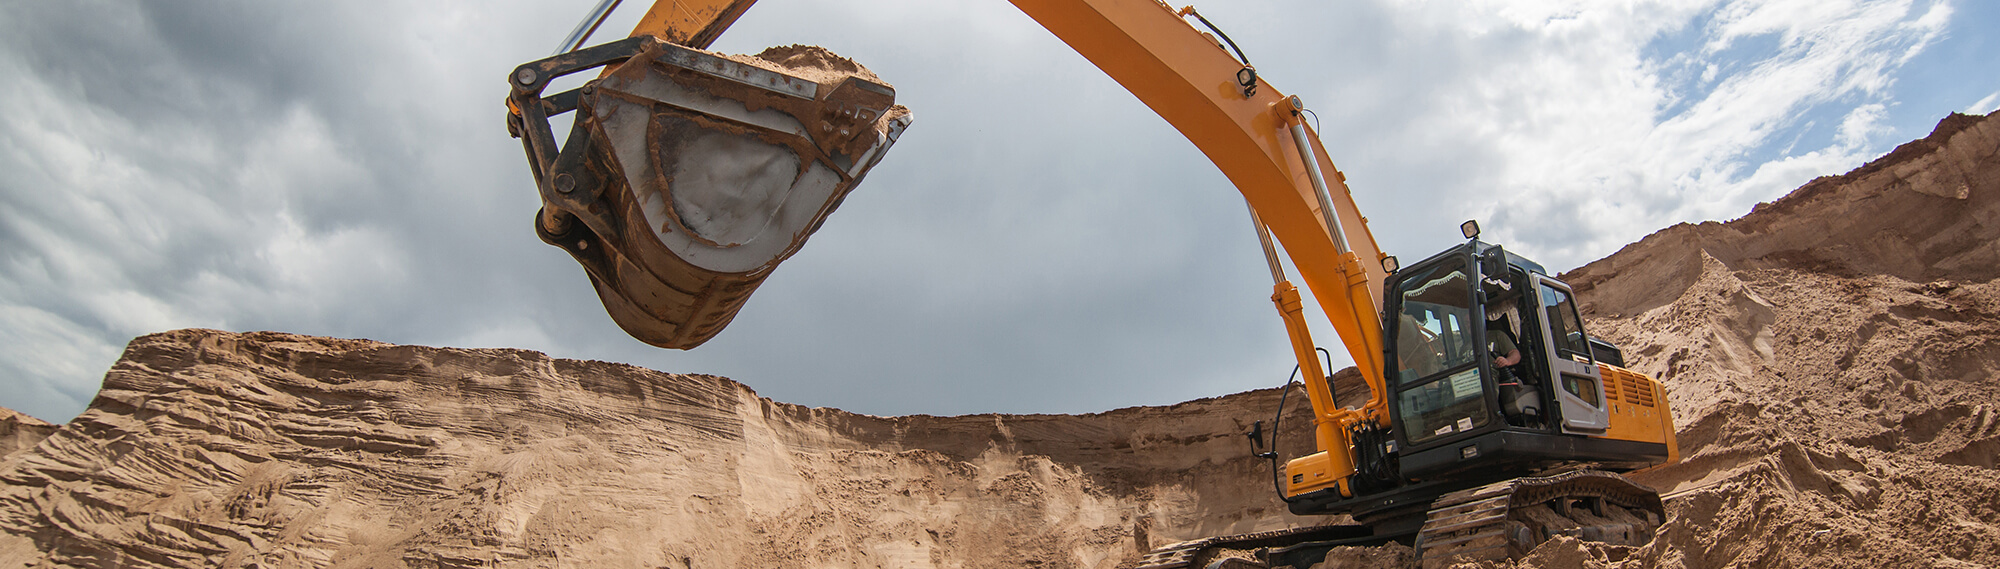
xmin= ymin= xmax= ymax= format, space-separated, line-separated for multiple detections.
xmin=1127 ymin=470 xmax=1664 ymax=569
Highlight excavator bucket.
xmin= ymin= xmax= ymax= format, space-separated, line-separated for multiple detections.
xmin=506 ymin=37 xmax=909 ymax=349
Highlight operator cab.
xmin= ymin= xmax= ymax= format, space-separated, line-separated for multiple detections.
xmin=1379 ymin=224 xmax=1656 ymax=480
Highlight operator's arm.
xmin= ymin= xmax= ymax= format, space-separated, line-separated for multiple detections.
xmin=1491 ymin=330 xmax=1522 ymax=367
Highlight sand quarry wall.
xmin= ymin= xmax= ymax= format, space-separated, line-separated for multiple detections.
xmin=0 ymin=330 xmax=1355 ymax=569
xmin=1 ymin=111 xmax=1997 ymax=569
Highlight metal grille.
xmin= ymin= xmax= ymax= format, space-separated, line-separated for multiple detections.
xmin=1607 ymin=368 xmax=1656 ymax=407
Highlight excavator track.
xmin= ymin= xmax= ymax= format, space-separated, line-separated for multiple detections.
xmin=1414 ymin=470 xmax=1664 ymax=568
xmin=1128 ymin=524 xmax=1395 ymax=569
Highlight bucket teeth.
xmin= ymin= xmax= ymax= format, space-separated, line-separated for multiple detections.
xmin=509 ymin=37 xmax=910 ymax=348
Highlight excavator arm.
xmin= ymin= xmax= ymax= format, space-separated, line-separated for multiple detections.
xmin=1005 ymin=1 xmax=1397 ymax=499
xmin=510 ymin=0 xmax=1394 ymax=498
xmin=627 ymin=0 xmax=758 ymax=49
xmin=1010 ymin=0 xmax=1391 ymax=389
xmin=619 ymin=0 xmax=1398 ymax=334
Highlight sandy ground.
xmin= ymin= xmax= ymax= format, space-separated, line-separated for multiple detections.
xmin=0 ymin=112 xmax=1994 ymax=568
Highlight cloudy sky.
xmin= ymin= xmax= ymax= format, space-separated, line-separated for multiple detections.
xmin=2 ymin=0 xmax=1993 ymax=423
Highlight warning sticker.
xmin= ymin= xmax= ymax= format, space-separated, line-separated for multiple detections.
xmin=1456 ymin=417 xmax=1474 ymax=431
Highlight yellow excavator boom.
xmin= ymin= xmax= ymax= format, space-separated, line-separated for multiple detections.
xmin=1005 ymin=0 xmax=1395 ymax=498
xmin=530 ymin=0 xmax=1396 ymax=498
xmin=626 ymin=0 xmax=759 ymax=49
xmin=562 ymin=0 xmax=1397 ymax=467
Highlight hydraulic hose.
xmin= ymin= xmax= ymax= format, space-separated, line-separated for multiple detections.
xmin=1267 ymin=347 xmax=1337 ymax=503
xmin=1180 ymin=7 xmax=1258 ymax=97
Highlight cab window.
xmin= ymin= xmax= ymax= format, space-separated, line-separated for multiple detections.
xmin=1394 ymin=258 xmax=1476 ymax=383
xmin=1393 ymin=256 xmax=1491 ymax=444
xmin=1539 ymin=283 xmax=1601 ymax=406
xmin=1537 ymin=284 xmax=1590 ymax=360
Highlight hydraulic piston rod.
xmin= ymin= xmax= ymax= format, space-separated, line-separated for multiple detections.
xmin=555 ymin=0 xmax=624 ymax=55
xmin=1284 ymin=96 xmax=1348 ymax=255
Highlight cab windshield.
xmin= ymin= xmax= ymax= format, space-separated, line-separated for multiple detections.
xmin=1393 ymin=256 xmax=1492 ymax=444
xmin=1394 ymin=257 xmax=1475 ymax=383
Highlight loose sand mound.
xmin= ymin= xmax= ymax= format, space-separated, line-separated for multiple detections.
xmin=0 ymin=411 xmax=54 ymax=461
xmin=1 ymin=112 xmax=1995 ymax=568
xmin=1528 ymin=110 xmax=2000 ymax=569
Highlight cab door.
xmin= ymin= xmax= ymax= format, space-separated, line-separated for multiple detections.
xmin=1532 ymin=276 xmax=1609 ymax=433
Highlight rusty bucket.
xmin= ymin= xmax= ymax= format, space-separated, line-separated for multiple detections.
xmin=508 ymin=36 xmax=909 ymax=348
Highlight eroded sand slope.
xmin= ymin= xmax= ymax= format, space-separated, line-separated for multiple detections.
xmin=0 ymin=330 xmax=1365 ymax=568
xmin=1538 ymin=110 xmax=2000 ymax=568
xmin=2 ymin=111 xmax=1996 ymax=568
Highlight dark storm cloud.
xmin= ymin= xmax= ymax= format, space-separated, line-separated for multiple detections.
xmin=0 ymin=1 xmax=578 ymax=421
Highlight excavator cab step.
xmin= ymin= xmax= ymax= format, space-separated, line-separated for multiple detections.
xmin=507 ymin=36 xmax=909 ymax=348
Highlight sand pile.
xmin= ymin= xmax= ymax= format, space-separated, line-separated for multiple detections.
xmin=0 ymin=411 xmax=54 ymax=461
xmin=1 ymin=112 xmax=1995 ymax=568
xmin=1511 ymin=110 xmax=2000 ymax=569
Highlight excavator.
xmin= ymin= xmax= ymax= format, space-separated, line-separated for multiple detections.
xmin=503 ymin=1 xmax=1680 ymax=567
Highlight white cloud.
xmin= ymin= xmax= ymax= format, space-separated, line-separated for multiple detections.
xmin=1837 ymin=103 xmax=1891 ymax=146
xmin=1414 ymin=0 xmax=1953 ymax=268
xmin=1970 ymin=91 xmax=2000 ymax=115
